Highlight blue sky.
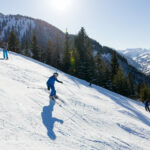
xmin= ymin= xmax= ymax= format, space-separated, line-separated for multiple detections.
xmin=0 ymin=0 xmax=150 ymax=50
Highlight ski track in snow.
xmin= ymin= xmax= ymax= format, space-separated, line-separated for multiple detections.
xmin=0 ymin=52 xmax=150 ymax=150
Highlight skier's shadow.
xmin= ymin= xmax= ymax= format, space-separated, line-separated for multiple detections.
xmin=41 ymin=99 xmax=64 ymax=140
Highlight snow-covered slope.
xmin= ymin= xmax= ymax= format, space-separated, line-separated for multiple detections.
xmin=119 ymin=48 xmax=150 ymax=75
xmin=0 ymin=51 xmax=150 ymax=150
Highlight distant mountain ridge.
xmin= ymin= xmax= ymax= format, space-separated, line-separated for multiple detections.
xmin=0 ymin=13 xmax=4 ymax=16
xmin=0 ymin=13 xmax=65 ymax=47
xmin=119 ymin=48 xmax=150 ymax=75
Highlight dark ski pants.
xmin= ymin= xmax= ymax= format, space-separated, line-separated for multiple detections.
xmin=145 ymin=105 xmax=150 ymax=112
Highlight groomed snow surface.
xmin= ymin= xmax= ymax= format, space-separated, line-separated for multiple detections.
xmin=0 ymin=51 xmax=150 ymax=150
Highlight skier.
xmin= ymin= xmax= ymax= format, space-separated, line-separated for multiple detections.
xmin=47 ymin=72 xmax=63 ymax=99
xmin=2 ymin=46 xmax=8 ymax=60
xmin=145 ymin=100 xmax=150 ymax=112
xmin=89 ymin=81 xmax=92 ymax=87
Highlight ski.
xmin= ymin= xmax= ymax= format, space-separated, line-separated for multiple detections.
xmin=55 ymin=96 xmax=66 ymax=105
xmin=49 ymin=95 xmax=66 ymax=106
xmin=50 ymin=97 xmax=62 ymax=107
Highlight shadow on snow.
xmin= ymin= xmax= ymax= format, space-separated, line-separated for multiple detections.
xmin=95 ymin=86 xmax=150 ymax=127
xmin=41 ymin=99 xmax=64 ymax=140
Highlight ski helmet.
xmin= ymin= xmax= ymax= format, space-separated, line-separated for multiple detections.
xmin=53 ymin=72 xmax=58 ymax=77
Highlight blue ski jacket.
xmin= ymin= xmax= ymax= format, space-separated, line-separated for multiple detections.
xmin=47 ymin=76 xmax=61 ymax=87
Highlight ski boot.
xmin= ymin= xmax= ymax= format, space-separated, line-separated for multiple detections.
xmin=54 ymin=95 xmax=59 ymax=99
xmin=49 ymin=95 xmax=55 ymax=100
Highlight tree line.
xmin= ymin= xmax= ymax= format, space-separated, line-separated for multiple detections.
xmin=7 ymin=27 xmax=150 ymax=102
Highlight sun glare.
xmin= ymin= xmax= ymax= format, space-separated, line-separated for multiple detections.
xmin=51 ymin=0 xmax=71 ymax=11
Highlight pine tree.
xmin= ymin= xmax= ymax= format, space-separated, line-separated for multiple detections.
xmin=24 ymin=40 xmax=30 ymax=56
xmin=95 ymin=51 xmax=103 ymax=85
xmin=8 ymin=30 xmax=20 ymax=53
xmin=140 ymin=82 xmax=149 ymax=102
xmin=136 ymin=82 xmax=142 ymax=98
xmin=63 ymin=30 xmax=71 ymax=73
xmin=75 ymin=27 xmax=95 ymax=81
xmin=85 ymin=39 xmax=95 ymax=82
xmin=55 ymin=44 xmax=61 ymax=69
xmin=70 ymin=48 xmax=80 ymax=76
xmin=46 ymin=40 xmax=53 ymax=65
xmin=75 ymin=27 xmax=87 ymax=79
xmin=148 ymin=88 xmax=150 ymax=100
xmin=52 ymin=35 xmax=61 ymax=69
xmin=0 ymin=40 xmax=3 ymax=47
xmin=95 ymin=53 xmax=111 ymax=88
xmin=41 ymin=50 xmax=46 ymax=63
xmin=31 ymin=30 xmax=39 ymax=60
xmin=103 ymin=66 xmax=112 ymax=90
xmin=111 ymin=51 xmax=119 ymax=78
xmin=113 ymin=67 xmax=128 ymax=96
xmin=127 ymin=72 xmax=135 ymax=96
xmin=75 ymin=27 xmax=86 ymax=60
xmin=38 ymin=46 xmax=44 ymax=62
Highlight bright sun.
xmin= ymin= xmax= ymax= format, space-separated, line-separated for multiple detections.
xmin=51 ymin=0 xmax=71 ymax=11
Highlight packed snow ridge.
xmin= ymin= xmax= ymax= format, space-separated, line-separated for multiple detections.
xmin=0 ymin=51 xmax=150 ymax=150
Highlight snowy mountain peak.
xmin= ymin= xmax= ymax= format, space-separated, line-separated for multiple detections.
xmin=0 ymin=12 xmax=4 ymax=16
xmin=0 ymin=51 xmax=150 ymax=149
xmin=119 ymin=48 xmax=150 ymax=75
xmin=0 ymin=14 xmax=65 ymax=47
xmin=0 ymin=14 xmax=35 ymax=40
xmin=121 ymin=48 xmax=150 ymax=57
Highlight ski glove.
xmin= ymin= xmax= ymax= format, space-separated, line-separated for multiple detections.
xmin=48 ymin=86 xmax=50 ymax=90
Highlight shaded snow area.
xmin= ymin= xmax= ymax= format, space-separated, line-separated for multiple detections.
xmin=0 ymin=52 xmax=150 ymax=150
xmin=101 ymin=53 xmax=111 ymax=62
